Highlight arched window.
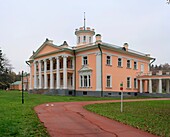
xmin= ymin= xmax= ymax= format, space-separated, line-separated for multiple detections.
xmin=78 ymin=36 xmax=80 ymax=44
xmin=89 ymin=37 xmax=91 ymax=43
xmin=83 ymin=36 xmax=86 ymax=42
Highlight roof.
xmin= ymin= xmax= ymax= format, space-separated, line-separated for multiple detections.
xmin=28 ymin=39 xmax=154 ymax=61
xmin=11 ymin=81 xmax=21 ymax=85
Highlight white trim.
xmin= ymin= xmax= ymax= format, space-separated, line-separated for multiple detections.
xmin=118 ymin=57 xmax=123 ymax=67
xmin=106 ymin=75 xmax=112 ymax=88
xmin=106 ymin=55 xmax=112 ymax=65
xmin=127 ymin=77 xmax=131 ymax=88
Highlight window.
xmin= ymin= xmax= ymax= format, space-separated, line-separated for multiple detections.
xmin=78 ymin=36 xmax=80 ymax=44
xmin=134 ymin=61 xmax=138 ymax=69
xmin=134 ymin=78 xmax=137 ymax=89
xmin=80 ymin=76 xmax=83 ymax=87
xmin=141 ymin=64 xmax=144 ymax=72
xmin=127 ymin=77 xmax=131 ymax=88
xmin=107 ymin=75 xmax=112 ymax=87
xmin=118 ymin=58 xmax=122 ymax=67
xmin=89 ymin=75 xmax=91 ymax=87
xmin=79 ymin=75 xmax=91 ymax=88
xmin=84 ymin=76 xmax=87 ymax=87
xmin=89 ymin=37 xmax=91 ymax=43
xmin=83 ymin=56 xmax=88 ymax=65
xmin=127 ymin=59 xmax=131 ymax=68
xmin=83 ymin=36 xmax=86 ymax=42
xmin=106 ymin=56 xmax=111 ymax=65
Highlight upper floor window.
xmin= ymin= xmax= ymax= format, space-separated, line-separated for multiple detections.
xmin=83 ymin=36 xmax=86 ymax=42
xmin=134 ymin=61 xmax=138 ymax=69
xmin=78 ymin=36 xmax=80 ymax=44
xmin=83 ymin=56 xmax=88 ymax=65
xmin=118 ymin=57 xmax=122 ymax=67
xmin=127 ymin=59 xmax=131 ymax=68
xmin=141 ymin=64 xmax=144 ymax=72
xmin=127 ymin=77 xmax=131 ymax=88
xmin=89 ymin=37 xmax=92 ymax=43
xmin=107 ymin=75 xmax=112 ymax=88
xmin=106 ymin=56 xmax=111 ymax=65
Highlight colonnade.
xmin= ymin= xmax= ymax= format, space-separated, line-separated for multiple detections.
xmin=139 ymin=79 xmax=170 ymax=93
xmin=30 ymin=55 xmax=75 ymax=90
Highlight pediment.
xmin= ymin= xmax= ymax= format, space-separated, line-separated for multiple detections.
xmin=78 ymin=65 xmax=92 ymax=74
xmin=34 ymin=43 xmax=60 ymax=57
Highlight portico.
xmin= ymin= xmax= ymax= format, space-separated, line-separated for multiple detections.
xmin=137 ymin=71 xmax=170 ymax=94
xmin=31 ymin=55 xmax=74 ymax=90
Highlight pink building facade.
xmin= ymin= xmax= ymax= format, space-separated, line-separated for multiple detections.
xmin=27 ymin=25 xmax=158 ymax=96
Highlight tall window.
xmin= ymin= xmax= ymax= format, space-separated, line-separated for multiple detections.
xmin=107 ymin=75 xmax=111 ymax=87
xmin=78 ymin=36 xmax=80 ymax=44
xmin=80 ymin=76 xmax=83 ymax=87
xmin=106 ymin=56 xmax=111 ymax=65
xmin=79 ymin=75 xmax=91 ymax=88
xmin=134 ymin=78 xmax=137 ymax=89
xmin=127 ymin=59 xmax=131 ymax=68
xmin=127 ymin=77 xmax=131 ymax=88
xmin=89 ymin=75 xmax=91 ymax=87
xmin=89 ymin=37 xmax=92 ymax=43
xmin=141 ymin=64 xmax=144 ymax=72
xmin=118 ymin=58 xmax=122 ymax=67
xmin=134 ymin=61 xmax=138 ymax=69
xmin=83 ymin=56 xmax=88 ymax=65
xmin=83 ymin=36 xmax=86 ymax=42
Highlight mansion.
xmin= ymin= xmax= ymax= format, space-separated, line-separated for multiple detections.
xmin=27 ymin=24 xmax=170 ymax=96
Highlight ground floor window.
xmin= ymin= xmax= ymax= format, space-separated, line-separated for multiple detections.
xmin=107 ymin=75 xmax=112 ymax=87
xmin=134 ymin=78 xmax=137 ymax=88
xmin=127 ymin=77 xmax=131 ymax=88
xmin=80 ymin=75 xmax=91 ymax=88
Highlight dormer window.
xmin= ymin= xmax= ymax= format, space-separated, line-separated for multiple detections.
xmin=83 ymin=36 xmax=86 ymax=42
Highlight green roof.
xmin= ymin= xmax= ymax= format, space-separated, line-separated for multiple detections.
xmin=11 ymin=81 xmax=21 ymax=85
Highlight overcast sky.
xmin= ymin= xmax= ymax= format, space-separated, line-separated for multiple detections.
xmin=0 ymin=0 xmax=169 ymax=73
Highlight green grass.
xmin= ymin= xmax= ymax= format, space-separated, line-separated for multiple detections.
xmin=85 ymin=100 xmax=170 ymax=137
xmin=0 ymin=90 xmax=116 ymax=137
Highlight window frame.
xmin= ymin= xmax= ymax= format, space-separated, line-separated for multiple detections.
xmin=127 ymin=59 xmax=131 ymax=68
xmin=83 ymin=36 xmax=86 ymax=43
xmin=118 ymin=57 xmax=122 ymax=67
xmin=106 ymin=75 xmax=112 ymax=88
xmin=134 ymin=61 xmax=138 ymax=70
xmin=82 ymin=56 xmax=88 ymax=65
xmin=127 ymin=77 xmax=131 ymax=88
xmin=106 ymin=55 xmax=112 ymax=65
xmin=134 ymin=78 xmax=138 ymax=89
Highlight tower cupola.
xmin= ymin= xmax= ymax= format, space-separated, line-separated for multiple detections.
xmin=75 ymin=13 xmax=95 ymax=46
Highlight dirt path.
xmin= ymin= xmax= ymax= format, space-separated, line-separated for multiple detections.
xmin=35 ymin=98 xmax=169 ymax=137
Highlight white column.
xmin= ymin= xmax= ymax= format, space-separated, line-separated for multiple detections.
xmin=63 ymin=56 xmax=67 ymax=89
xmin=34 ymin=61 xmax=37 ymax=89
xmin=44 ymin=59 xmax=47 ymax=89
xmin=149 ymin=79 xmax=152 ymax=93
xmin=56 ymin=57 xmax=60 ymax=89
xmin=50 ymin=57 xmax=54 ymax=89
xmin=158 ymin=78 xmax=162 ymax=93
xmin=38 ymin=60 xmax=42 ymax=89
xmin=166 ymin=79 xmax=170 ymax=93
xmin=29 ymin=64 xmax=32 ymax=90
xmin=72 ymin=73 xmax=74 ymax=89
xmin=140 ymin=79 xmax=143 ymax=93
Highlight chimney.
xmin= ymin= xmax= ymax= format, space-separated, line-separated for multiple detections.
xmin=95 ymin=34 xmax=102 ymax=44
xmin=123 ymin=43 xmax=129 ymax=51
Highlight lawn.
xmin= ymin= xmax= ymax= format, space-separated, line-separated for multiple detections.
xmin=0 ymin=90 xmax=116 ymax=137
xmin=85 ymin=100 xmax=170 ymax=137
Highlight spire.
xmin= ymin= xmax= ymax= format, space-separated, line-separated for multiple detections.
xmin=84 ymin=12 xmax=86 ymax=30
